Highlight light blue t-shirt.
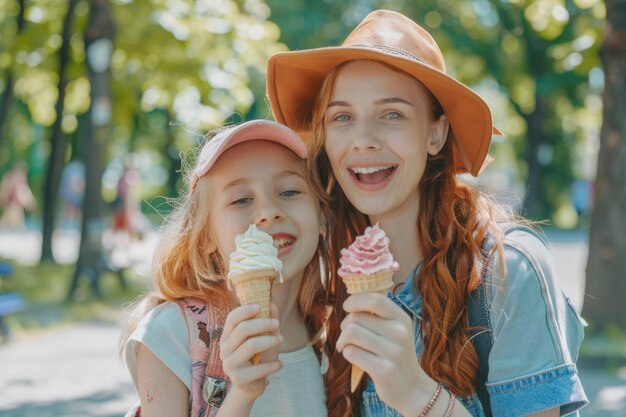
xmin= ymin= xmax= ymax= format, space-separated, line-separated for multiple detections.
xmin=360 ymin=227 xmax=588 ymax=417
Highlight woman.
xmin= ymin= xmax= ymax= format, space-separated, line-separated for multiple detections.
xmin=266 ymin=9 xmax=588 ymax=417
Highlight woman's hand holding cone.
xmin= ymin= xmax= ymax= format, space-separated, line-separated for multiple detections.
xmin=337 ymin=292 xmax=439 ymax=416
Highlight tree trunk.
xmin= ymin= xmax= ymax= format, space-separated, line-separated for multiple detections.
xmin=522 ymin=96 xmax=546 ymax=219
xmin=584 ymin=0 xmax=626 ymax=332
xmin=0 ymin=0 xmax=26 ymax=144
xmin=68 ymin=0 xmax=115 ymax=299
xmin=40 ymin=0 xmax=79 ymax=262
xmin=166 ymin=109 xmax=181 ymax=198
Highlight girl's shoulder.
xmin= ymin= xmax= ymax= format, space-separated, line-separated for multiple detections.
xmin=142 ymin=300 xmax=186 ymax=327
xmin=131 ymin=301 xmax=189 ymax=349
xmin=124 ymin=300 xmax=193 ymax=392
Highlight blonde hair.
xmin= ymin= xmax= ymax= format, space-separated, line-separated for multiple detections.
xmin=120 ymin=130 xmax=331 ymax=357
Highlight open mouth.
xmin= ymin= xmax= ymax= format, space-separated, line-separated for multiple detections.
xmin=272 ymin=234 xmax=296 ymax=255
xmin=350 ymin=165 xmax=397 ymax=184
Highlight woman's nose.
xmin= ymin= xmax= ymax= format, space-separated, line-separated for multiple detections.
xmin=351 ymin=121 xmax=381 ymax=151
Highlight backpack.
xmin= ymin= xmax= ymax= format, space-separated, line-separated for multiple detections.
xmin=126 ymin=297 xmax=230 ymax=417
xmin=468 ymin=223 xmax=549 ymax=417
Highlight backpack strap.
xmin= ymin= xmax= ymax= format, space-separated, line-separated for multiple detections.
xmin=468 ymin=222 xmax=545 ymax=417
xmin=468 ymin=270 xmax=493 ymax=417
xmin=177 ymin=297 xmax=230 ymax=417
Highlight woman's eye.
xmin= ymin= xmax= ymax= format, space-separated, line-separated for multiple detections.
xmin=280 ymin=189 xmax=300 ymax=198
xmin=333 ymin=113 xmax=351 ymax=122
xmin=384 ymin=111 xmax=403 ymax=120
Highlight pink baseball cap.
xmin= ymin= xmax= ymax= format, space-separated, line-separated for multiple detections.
xmin=190 ymin=120 xmax=308 ymax=191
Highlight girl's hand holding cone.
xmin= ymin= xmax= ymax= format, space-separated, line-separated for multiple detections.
xmin=220 ymin=303 xmax=283 ymax=402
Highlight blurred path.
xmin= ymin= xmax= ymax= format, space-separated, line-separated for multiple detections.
xmin=0 ymin=228 xmax=624 ymax=416
xmin=0 ymin=323 xmax=136 ymax=417
xmin=544 ymin=228 xmax=588 ymax=313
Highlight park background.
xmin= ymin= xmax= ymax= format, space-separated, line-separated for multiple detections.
xmin=0 ymin=0 xmax=625 ymax=415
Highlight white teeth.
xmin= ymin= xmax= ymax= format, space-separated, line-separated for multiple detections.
xmin=273 ymin=238 xmax=293 ymax=250
xmin=351 ymin=166 xmax=392 ymax=174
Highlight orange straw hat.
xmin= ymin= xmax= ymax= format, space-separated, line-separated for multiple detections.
xmin=267 ymin=9 xmax=502 ymax=177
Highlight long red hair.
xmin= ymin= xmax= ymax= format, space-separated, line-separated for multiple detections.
xmin=310 ymin=62 xmax=511 ymax=417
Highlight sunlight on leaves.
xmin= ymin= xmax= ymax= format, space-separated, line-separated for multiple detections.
xmin=573 ymin=0 xmax=600 ymax=9
xmin=524 ymin=0 xmax=569 ymax=40
xmin=65 ymin=77 xmax=90 ymax=114
xmin=424 ymin=10 xmax=442 ymax=28
xmin=511 ymin=75 xmax=536 ymax=114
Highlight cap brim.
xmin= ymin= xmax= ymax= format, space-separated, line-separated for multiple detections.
xmin=192 ymin=120 xmax=307 ymax=189
xmin=267 ymin=46 xmax=497 ymax=177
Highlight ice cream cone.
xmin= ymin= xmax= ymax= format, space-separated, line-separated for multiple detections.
xmin=230 ymin=268 xmax=276 ymax=316
xmin=229 ymin=268 xmax=277 ymax=364
xmin=342 ymin=270 xmax=394 ymax=392
xmin=341 ymin=269 xmax=394 ymax=295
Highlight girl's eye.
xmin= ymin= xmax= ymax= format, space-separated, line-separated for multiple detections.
xmin=231 ymin=197 xmax=252 ymax=206
xmin=280 ymin=189 xmax=300 ymax=198
xmin=384 ymin=111 xmax=403 ymax=120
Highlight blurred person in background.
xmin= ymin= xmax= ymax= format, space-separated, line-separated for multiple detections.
xmin=0 ymin=162 xmax=35 ymax=231
xmin=59 ymin=159 xmax=85 ymax=230
xmin=112 ymin=158 xmax=146 ymax=247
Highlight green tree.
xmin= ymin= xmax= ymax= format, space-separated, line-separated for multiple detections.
xmin=0 ymin=0 xmax=284 ymax=272
xmin=0 ymin=0 xmax=26 ymax=147
xmin=67 ymin=0 xmax=114 ymax=298
xmin=41 ymin=0 xmax=80 ymax=262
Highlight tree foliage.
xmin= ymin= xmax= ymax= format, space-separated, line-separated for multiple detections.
xmin=0 ymin=0 xmax=286 ymax=228
xmin=0 ymin=0 xmax=606 ymax=228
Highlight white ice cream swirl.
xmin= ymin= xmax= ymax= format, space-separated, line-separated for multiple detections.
xmin=227 ymin=224 xmax=282 ymax=278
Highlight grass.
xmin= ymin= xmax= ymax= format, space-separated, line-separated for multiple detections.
xmin=1 ymin=259 xmax=149 ymax=337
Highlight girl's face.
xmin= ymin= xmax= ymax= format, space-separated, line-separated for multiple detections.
xmin=206 ymin=140 xmax=322 ymax=282
xmin=323 ymin=60 xmax=448 ymax=222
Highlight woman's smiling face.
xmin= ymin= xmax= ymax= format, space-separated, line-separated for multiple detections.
xmin=323 ymin=60 xmax=448 ymax=221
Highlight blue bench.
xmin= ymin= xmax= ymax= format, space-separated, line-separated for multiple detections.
xmin=0 ymin=262 xmax=26 ymax=342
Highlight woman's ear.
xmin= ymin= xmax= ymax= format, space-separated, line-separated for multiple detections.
xmin=428 ymin=115 xmax=449 ymax=156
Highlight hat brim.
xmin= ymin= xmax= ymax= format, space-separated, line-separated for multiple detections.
xmin=267 ymin=46 xmax=499 ymax=176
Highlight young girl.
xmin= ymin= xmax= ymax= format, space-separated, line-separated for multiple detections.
xmin=267 ymin=9 xmax=588 ymax=417
xmin=121 ymin=120 xmax=329 ymax=417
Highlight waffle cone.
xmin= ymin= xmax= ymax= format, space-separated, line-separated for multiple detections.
xmin=230 ymin=268 xmax=277 ymax=318
xmin=341 ymin=269 xmax=394 ymax=391
xmin=229 ymin=268 xmax=277 ymax=364
xmin=341 ymin=269 xmax=394 ymax=295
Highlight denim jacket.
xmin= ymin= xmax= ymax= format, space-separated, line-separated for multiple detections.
xmin=360 ymin=225 xmax=588 ymax=417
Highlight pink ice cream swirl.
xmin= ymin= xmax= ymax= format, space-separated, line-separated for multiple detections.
xmin=338 ymin=223 xmax=400 ymax=276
